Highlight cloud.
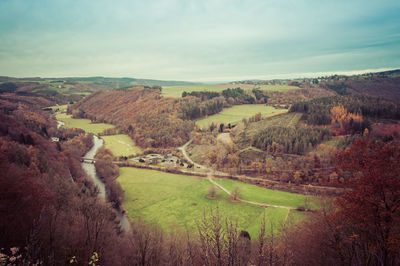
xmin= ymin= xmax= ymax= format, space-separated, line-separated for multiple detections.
xmin=0 ymin=0 xmax=399 ymax=80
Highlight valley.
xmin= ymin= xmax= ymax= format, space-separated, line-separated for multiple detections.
xmin=2 ymin=69 xmax=400 ymax=265
xmin=2 ymin=1 xmax=400 ymax=264
xmin=54 ymin=105 xmax=312 ymax=238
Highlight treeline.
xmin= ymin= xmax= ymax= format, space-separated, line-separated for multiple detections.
xmin=181 ymin=86 xmax=335 ymax=110
xmin=179 ymin=97 xmax=224 ymax=120
xmin=182 ymin=90 xmax=220 ymax=100
xmin=182 ymin=87 xmax=265 ymax=104
xmin=69 ymin=88 xmax=195 ymax=148
xmin=290 ymin=94 xmax=400 ymax=125
xmin=252 ymin=127 xmax=331 ymax=154
xmin=179 ymin=88 xmax=270 ymax=121
xmin=222 ymin=87 xmax=256 ymax=103
xmin=94 ymin=147 xmax=124 ymax=208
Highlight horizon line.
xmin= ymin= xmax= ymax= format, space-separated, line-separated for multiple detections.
xmin=2 ymin=67 xmax=399 ymax=84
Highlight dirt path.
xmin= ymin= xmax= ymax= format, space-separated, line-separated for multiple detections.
xmin=208 ymin=173 xmax=295 ymax=210
xmin=179 ymin=140 xmax=295 ymax=210
xmin=177 ymin=139 xmax=206 ymax=170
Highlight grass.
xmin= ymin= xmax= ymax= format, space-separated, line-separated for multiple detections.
xmin=256 ymin=84 xmax=301 ymax=92
xmin=162 ymin=84 xmax=299 ymax=98
xmin=56 ymin=113 xmax=114 ymax=134
xmin=101 ymin=134 xmax=142 ymax=157
xmin=212 ymin=178 xmax=316 ymax=209
xmin=49 ymin=104 xmax=69 ymax=113
xmin=117 ymin=167 xmax=309 ymax=238
xmin=196 ymin=105 xmax=287 ymax=129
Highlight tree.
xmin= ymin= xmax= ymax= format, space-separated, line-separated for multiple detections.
xmin=293 ymin=170 xmax=302 ymax=185
xmin=219 ymin=123 xmax=224 ymax=133
xmin=335 ymin=138 xmax=400 ymax=265
xmin=230 ymin=186 xmax=241 ymax=201
xmin=208 ymin=185 xmax=217 ymax=199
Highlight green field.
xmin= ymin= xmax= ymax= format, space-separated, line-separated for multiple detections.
xmin=256 ymin=84 xmax=301 ymax=92
xmin=213 ymin=178 xmax=315 ymax=209
xmin=162 ymin=84 xmax=299 ymax=98
xmin=196 ymin=105 xmax=287 ymax=129
xmin=102 ymin=134 xmax=142 ymax=157
xmin=56 ymin=113 xmax=114 ymax=134
xmin=117 ymin=167 xmax=308 ymax=237
xmin=50 ymin=104 xmax=69 ymax=113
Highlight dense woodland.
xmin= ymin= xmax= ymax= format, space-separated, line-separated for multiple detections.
xmin=69 ymin=88 xmax=195 ymax=148
xmin=290 ymin=94 xmax=400 ymax=125
xmin=251 ymin=127 xmax=331 ymax=155
xmin=178 ymin=96 xmax=225 ymax=120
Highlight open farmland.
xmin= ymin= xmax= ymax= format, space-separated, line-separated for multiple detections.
xmin=212 ymin=178 xmax=314 ymax=209
xmin=196 ymin=104 xmax=287 ymax=129
xmin=162 ymin=84 xmax=300 ymax=98
xmin=102 ymin=134 xmax=142 ymax=157
xmin=117 ymin=167 xmax=309 ymax=238
xmin=56 ymin=113 xmax=115 ymax=134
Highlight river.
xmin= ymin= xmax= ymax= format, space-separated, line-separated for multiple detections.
xmin=81 ymin=136 xmax=131 ymax=231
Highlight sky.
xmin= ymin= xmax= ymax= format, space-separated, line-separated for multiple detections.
xmin=0 ymin=0 xmax=399 ymax=82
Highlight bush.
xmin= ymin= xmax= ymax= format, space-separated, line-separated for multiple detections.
xmin=231 ymin=185 xmax=241 ymax=201
xmin=208 ymin=185 xmax=217 ymax=199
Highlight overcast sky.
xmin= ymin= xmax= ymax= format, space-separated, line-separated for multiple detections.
xmin=0 ymin=0 xmax=399 ymax=82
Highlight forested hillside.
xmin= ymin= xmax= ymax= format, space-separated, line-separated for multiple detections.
xmin=290 ymin=94 xmax=400 ymax=125
xmin=0 ymin=96 xmax=126 ymax=264
xmin=69 ymin=87 xmax=195 ymax=148
xmin=320 ymin=71 xmax=400 ymax=101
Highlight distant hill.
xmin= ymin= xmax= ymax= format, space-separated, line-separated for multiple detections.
xmin=0 ymin=76 xmax=202 ymax=104
xmin=0 ymin=76 xmax=201 ymax=87
xmin=319 ymin=69 xmax=400 ymax=102
xmin=62 ymin=76 xmax=201 ymax=87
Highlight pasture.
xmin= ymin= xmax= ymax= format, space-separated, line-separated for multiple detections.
xmin=101 ymin=134 xmax=142 ymax=157
xmin=162 ymin=84 xmax=299 ymax=98
xmin=196 ymin=105 xmax=287 ymax=129
xmin=212 ymin=178 xmax=314 ymax=209
xmin=50 ymin=104 xmax=69 ymax=113
xmin=56 ymin=113 xmax=114 ymax=134
xmin=117 ymin=167 xmax=309 ymax=238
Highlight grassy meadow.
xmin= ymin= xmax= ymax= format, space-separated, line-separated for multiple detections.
xmin=162 ymin=84 xmax=299 ymax=98
xmin=50 ymin=104 xmax=69 ymax=113
xmin=196 ymin=105 xmax=287 ymax=129
xmin=102 ymin=134 xmax=142 ymax=157
xmin=117 ymin=167 xmax=309 ymax=238
xmin=212 ymin=178 xmax=316 ymax=209
xmin=56 ymin=113 xmax=114 ymax=134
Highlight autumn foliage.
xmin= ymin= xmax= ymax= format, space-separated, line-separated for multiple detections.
xmin=335 ymin=138 xmax=400 ymax=264
xmin=288 ymin=138 xmax=400 ymax=265
xmin=69 ymin=88 xmax=195 ymax=148
xmin=330 ymin=105 xmax=363 ymax=135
